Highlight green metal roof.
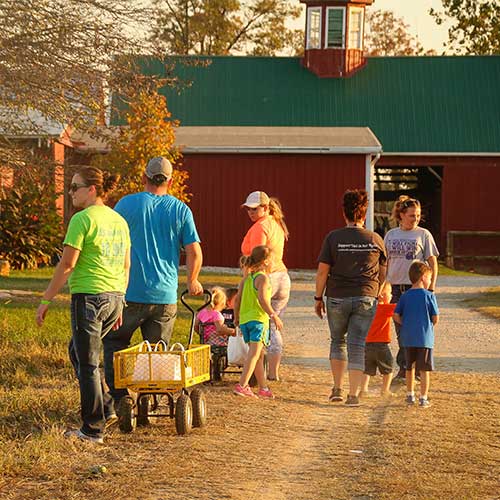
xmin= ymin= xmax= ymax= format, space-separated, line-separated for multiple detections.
xmin=113 ymin=55 xmax=500 ymax=153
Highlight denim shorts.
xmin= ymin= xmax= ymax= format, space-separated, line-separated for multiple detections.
xmin=326 ymin=296 xmax=378 ymax=371
xmin=240 ymin=321 xmax=269 ymax=345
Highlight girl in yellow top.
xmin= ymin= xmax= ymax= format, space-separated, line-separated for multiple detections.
xmin=233 ymin=246 xmax=283 ymax=399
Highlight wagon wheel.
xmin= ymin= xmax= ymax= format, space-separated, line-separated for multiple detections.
xmin=136 ymin=394 xmax=151 ymax=427
xmin=190 ymin=387 xmax=207 ymax=428
xmin=118 ymin=395 xmax=136 ymax=433
xmin=175 ymin=393 xmax=193 ymax=435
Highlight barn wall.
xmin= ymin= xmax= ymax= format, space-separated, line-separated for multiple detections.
xmin=181 ymin=153 xmax=366 ymax=269
xmin=442 ymin=157 xmax=500 ymax=234
xmin=442 ymin=157 xmax=500 ymax=272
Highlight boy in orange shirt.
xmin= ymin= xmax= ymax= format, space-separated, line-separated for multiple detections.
xmin=360 ymin=283 xmax=396 ymax=397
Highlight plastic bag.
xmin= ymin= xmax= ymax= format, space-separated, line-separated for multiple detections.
xmin=227 ymin=328 xmax=249 ymax=366
xmin=132 ymin=341 xmax=190 ymax=381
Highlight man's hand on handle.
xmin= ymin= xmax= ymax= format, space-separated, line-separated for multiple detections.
xmin=187 ymin=279 xmax=203 ymax=296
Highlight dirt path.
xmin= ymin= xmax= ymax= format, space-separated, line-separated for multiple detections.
xmin=6 ymin=275 xmax=499 ymax=500
xmin=285 ymin=274 xmax=500 ymax=373
xmin=139 ymin=274 xmax=499 ymax=500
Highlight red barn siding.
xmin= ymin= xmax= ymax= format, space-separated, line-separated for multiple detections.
xmin=302 ymin=49 xmax=366 ymax=78
xmin=442 ymin=158 xmax=500 ymax=270
xmin=52 ymin=141 xmax=65 ymax=217
xmin=181 ymin=153 xmax=365 ymax=269
xmin=442 ymin=159 xmax=500 ymax=235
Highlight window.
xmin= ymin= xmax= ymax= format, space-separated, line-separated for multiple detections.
xmin=326 ymin=7 xmax=345 ymax=48
xmin=306 ymin=7 xmax=322 ymax=49
xmin=348 ymin=7 xmax=364 ymax=49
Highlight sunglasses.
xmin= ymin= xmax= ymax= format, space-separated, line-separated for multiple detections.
xmin=401 ymin=198 xmax=419 ymax=209
xmin=69 ymin=183 xmax=88 ymax=193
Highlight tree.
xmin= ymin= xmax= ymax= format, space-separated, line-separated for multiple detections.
xmin=430 ymin=0 xmax=500 ymax=55
xmin=150 ymin=0 xmax=302 ymax=56
xmin=92 ymin=89 xmax=190 ymax=203
xmin=0 ymin=0 xmax=173 ymax=145
xmin=0 ymin=151 xmax=63 ymax=269
xmin=365 ymin=10 xmax=429 ymax=56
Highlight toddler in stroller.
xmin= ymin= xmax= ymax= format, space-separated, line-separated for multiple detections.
xmin=194 ymin=286 xmax=236 ymax=381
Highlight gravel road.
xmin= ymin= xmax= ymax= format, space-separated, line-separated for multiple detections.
xmin=284 ymin=273 xmax=500 ymax=374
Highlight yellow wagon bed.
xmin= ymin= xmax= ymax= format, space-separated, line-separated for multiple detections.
xmin=113 ymin=342 xmax=211 ymax=392
xmin=112 ymin=290 xmax=213 ymax=435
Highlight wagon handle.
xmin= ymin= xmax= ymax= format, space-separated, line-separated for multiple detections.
xmin=180 ymin=289 xmax=212 ymax=346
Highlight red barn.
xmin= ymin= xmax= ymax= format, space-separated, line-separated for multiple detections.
xmin=76 ymin=0 xmax=500 ymax=272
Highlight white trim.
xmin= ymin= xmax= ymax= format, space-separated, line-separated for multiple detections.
xmin=306 ymin=7 xmax=322 ymax=50
xmin=348 ymin=6 xmax=364 ymax=50
xmin=326 ymin=6 xmax=346 ymax=49
xmin=381 ymin=152 xmax=500 ymax=157
xmin=365 ymin=155 xmax=374 ymax=230
xmin=182 ymin=146 xmax=383 ymax=154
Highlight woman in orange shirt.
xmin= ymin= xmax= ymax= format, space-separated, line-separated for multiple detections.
xmin=241 ymin=191 xmax=291 ymax=381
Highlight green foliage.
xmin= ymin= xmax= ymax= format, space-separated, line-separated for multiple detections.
xmin=151 ymin=0 xmax=302 ymax=56
xmin=93 ymin=88 xmax=190 ymax=202
xmin=430 ymin=0 xmax=500 ymax=55
xmin=0 ymin=151 xmax=63 ymax=270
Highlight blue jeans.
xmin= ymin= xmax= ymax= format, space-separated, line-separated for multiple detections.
xmin=69 ymin=292 xmax=124 ymax=438
xmin=103 ymin=302 xmax=177 ymax=404
xmin=326 ymin=296 xmax=377 ymax=371
xmin=391 ymin=284 xmax=412 ymax=371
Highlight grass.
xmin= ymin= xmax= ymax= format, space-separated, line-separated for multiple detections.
xmin=1 ymin=266 xmax=498 ymax=499
xmin=464 ymin=286 xmax=500 ymax=321
xmin=437 ymin=262 xmax=483 ymax=277
xmin=0 ymin=267 xmax=242 ymax=479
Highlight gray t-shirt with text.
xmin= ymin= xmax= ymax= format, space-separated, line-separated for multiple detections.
xmin=384 ymin=227 xmax=439 ymax=285
xmin=318 ymin=227 xmax=387 ymax=298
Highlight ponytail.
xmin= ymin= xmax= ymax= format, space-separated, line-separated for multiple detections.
xmin=77 ymin=166 xmax=120 ymax=200
xmin=391 ymin=195 xmax=421 ymax=223
xmin=240 ymin=245 xmax=272 ymax=271
xmin=268 ymin=197 xmax=289 ymax=240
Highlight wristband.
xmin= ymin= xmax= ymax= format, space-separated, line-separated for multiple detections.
xmin=40 ymin=299 xmax=51 ymax=305
xmin=428 ymin=289 xmax=434 ymax=293
xmin=314 ymin=296 xmax=323 ymax=301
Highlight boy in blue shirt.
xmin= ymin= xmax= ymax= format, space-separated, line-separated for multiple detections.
xmin=393 ymin=261 xmax=439 ymax=408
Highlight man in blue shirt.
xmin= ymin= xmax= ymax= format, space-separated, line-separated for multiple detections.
xmin=394 ymin=261 xmax=439 ymax=408
xmin=103 ymin=157 xmax=203 ymax=407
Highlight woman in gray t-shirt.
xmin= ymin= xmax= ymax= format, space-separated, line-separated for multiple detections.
xmin=315 ymin=189 xmax=387 ymax=407
xmin=384 ymin=196 xmax=439 ymax=377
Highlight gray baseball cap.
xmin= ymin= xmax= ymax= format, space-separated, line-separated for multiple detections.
xmin=145 ymin=157 xmax=173 ymax=179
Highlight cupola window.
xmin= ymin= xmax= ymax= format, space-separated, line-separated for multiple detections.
xmin=348 ymin=7 xmax=364 ymax=49
xmin=306 ymin=7 xmax=322 ymax=49
xmin=326 ymin=7 xmax=345 ymax=48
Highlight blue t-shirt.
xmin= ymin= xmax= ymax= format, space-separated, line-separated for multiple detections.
xmin=114 ymin=192 xmax=200 ymax=304
xmin=394 ymin=288 xmax=439 ymax=348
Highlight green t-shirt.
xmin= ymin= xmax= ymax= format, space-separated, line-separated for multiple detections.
xmin=64 ymin=205 xmax=130 ymax=294
xmin=239 ymin=271 xmax=271 ymax=326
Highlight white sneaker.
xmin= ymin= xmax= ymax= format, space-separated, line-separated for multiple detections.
xmin=64 ymin=428 xmax=104 ymax=444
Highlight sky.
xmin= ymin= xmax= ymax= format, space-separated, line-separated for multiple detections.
xmin=371 ymin=0 xmax=449 ymax=52
xmin=295 ymin=0 xmax=450 ymax=53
